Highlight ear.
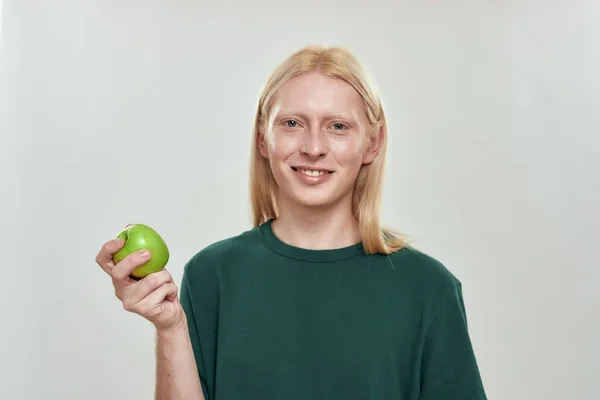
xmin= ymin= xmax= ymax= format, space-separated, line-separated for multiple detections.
xmin=258 ymin=129 xmax=269 ymax=158
xmin=362 ymin=125 xmax=384 ymax=164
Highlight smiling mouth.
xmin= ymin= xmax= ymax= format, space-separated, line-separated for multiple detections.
xmin=291 ymin=167 xmax=334 ymax=177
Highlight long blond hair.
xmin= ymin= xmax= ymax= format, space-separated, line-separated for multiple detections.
xmin=249 ymin=45 xmax=408 ymax=255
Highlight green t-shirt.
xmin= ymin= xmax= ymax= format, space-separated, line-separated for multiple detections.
xmin=180 ymin=220 xmax=487 ymax=399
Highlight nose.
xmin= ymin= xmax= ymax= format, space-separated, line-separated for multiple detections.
xmin=300 ymin=128 xmax=327 ymax=158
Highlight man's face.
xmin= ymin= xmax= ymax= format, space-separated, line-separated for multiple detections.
xmin=259 ymin=71 xmax=379 ymax=211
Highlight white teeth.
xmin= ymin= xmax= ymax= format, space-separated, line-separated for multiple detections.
xmin=298 ymin=169 xmax=327 ymax=177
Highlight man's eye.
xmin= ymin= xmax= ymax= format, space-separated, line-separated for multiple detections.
xmin=333 ymin=123 xmax=346 ymax=130
xmin=285 ymin=120 xmax=297 ymax=127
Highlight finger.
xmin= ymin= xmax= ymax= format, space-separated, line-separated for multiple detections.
xmin=133 ymin=282 xmax=179 ymax=315
xmin=112 ymin=249 xmax=151 ymax=281
xmin=124 ymin=270 xmax=173 ymax=305
xmin=166 ymin=288 xmax=178 ymax=303
xmin=95 ymin=238 xmax=125 ymax=274
xmin=164 ymin=276 xmax=177 ymax=302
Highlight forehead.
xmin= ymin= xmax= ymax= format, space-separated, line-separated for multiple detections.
xmin=273 ymin=72 xmax=365 ymax=117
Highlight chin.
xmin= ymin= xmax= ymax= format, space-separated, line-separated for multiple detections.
xmin=285 ymin=188 xmax=347 ymax=210
xmin=293 ymin=197 xmax=333 ymax=209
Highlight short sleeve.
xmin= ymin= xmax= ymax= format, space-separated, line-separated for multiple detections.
xmin=180 ymin=259 xmax=220 ymax=400
xmin=419 ymin=283 xmax=487 ymax=400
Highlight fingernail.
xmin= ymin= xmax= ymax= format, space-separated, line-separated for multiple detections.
xmin=140 ymin=250 xmax=151 ymax=258
xmin=114 ymin=238 xmax=124 ymax=246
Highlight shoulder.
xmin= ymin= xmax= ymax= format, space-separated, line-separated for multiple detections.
xmin=382 ymin=245 xmax=467 ymax=325
xmin=387 ymin=245 xmax=462 ymax=295
xmin=183 ymin=225 xmax=263 ymax=278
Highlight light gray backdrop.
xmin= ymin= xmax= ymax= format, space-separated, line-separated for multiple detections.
xmin=1 ymin=1 xmax=598 ymax=399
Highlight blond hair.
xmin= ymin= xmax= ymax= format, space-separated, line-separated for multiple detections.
xmin=249 ymin=45 xmax=408 ymax=255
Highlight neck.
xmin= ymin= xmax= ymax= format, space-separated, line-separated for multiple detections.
xmin=271 ymin=195 xmax=361 ymax=250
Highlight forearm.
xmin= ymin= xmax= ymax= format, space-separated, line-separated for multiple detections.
xmin=155 ymin=322 xmax=205 ymax=400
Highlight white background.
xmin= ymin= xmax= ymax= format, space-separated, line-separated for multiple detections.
xmin=1 ymin=1 xmax=599 ymax=399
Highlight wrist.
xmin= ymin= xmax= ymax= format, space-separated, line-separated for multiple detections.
xmin=156 ymin=320 xmax=188 ymax=340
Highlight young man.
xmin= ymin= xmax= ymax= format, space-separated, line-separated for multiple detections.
xmin=96 ymin=45 xmax=487 ymax=400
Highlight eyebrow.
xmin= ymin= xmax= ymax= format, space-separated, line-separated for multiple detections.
xmin=276 ymin=110 xmax=355 ymax=121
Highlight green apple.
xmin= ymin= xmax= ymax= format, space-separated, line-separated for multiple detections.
xmin=112 ymin=223 xmax=170 ymax=279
